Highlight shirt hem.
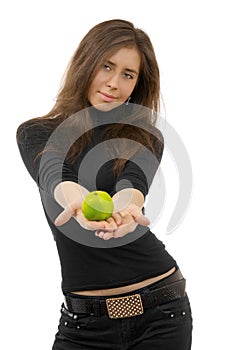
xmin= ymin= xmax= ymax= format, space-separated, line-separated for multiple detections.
xmin=62 ymin=263 xmax=178 ymax=294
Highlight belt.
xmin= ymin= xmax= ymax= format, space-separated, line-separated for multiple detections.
xmin=64 ymin=271 xmax=186 ymax=319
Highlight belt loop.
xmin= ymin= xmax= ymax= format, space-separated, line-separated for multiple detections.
xmin=143 ymin=286 xmax=156 ymax=308
xmin=65 ymin=296 xmax=74 ymax=313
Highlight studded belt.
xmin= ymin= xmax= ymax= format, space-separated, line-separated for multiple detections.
xmin=64 ymin=275 xmax=186 ymax=319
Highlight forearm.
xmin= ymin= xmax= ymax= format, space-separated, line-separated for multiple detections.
xmin=54 ymin=181 xmax=89 ymax=209
xmin=112 ymin=188 xmax=145 ymax=213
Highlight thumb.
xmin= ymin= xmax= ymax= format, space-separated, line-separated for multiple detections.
xmin=134 ymin=213 xmax=150 ymax=226
xmin=128 ymin=205 xmax=150 ymax=226
xmin=54 ymin=207 xmax=74 ymax=226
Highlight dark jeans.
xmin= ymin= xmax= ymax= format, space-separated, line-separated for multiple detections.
xmin=52 ymin=284 xmax=193 ymax=350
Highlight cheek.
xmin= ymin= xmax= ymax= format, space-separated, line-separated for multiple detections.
xmin=88 ymin=76 xmax=100 ymax=100
xmin=89 ymin=79 xmax=98 ymax=93
xmin=91 ymin=72 xmax=105 ymax=88
xmin=121 ymin=81 xmax=137 ymax=98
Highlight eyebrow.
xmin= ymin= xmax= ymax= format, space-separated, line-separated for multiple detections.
xmin=107 ymin=60 xmax=138 ymax=75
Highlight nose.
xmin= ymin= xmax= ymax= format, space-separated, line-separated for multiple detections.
xmin=105 ymin=73 xmax=119 ymax=89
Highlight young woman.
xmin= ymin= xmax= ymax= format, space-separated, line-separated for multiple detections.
xmin=17 ymin=19 xmax=193 ymax=349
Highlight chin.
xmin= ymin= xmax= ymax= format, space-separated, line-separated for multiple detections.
xmin=93 ymin=101 xmax=123 ymax=112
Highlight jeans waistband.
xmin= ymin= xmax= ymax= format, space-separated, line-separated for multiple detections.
xmin=63 ymin=275 xmax=186 ymax=319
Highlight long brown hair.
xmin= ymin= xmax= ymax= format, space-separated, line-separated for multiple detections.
xmin=19 ymin=19 xmax=163 ymax=176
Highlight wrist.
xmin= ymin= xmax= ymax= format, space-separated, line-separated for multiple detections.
xmin=112 ymin=188 xmax=144 ymax=213
xmin=54 ymin=181 xmax=89 ymax=209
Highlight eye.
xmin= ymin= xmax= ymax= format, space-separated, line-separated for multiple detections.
xmin=104 ymin=64 xmax=111 ymax=71
xmin=124 ymin=73 xmax=134 ymax=79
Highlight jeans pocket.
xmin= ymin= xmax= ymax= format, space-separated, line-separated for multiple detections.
xmin=157 ymin=295 xmax=192 ymax=322
xmin=57 ymin=303 xmax=101 ymax=341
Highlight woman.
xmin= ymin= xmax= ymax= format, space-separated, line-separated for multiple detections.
xmin=17 ymin=19 xmax=192 ymax=349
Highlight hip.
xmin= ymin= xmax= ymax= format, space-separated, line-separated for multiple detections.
xmin=53 ymin=271 xmax=192 ymax=349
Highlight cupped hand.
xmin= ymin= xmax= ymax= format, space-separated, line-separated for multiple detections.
xmin=95 ymin=204 xmax=150 ymax=241
xmin=54 ymin=205 xmax=117 ymax=232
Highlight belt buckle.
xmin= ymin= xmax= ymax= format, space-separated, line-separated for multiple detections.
xmin=106 ymin=293 xmax=144 ymax=319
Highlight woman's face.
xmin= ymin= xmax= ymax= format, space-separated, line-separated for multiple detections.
xmin=88 ymin=47 xmax=141 ymax=111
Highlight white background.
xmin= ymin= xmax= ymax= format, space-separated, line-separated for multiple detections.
xmin=1 ymin=0 xmax=232 ymax=349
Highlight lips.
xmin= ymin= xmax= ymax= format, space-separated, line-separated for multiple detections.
xmin=99 ymin=91 xmax=118 ymax=102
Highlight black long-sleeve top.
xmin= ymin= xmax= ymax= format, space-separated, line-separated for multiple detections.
xmin=17 ymin=105 xmax=177 ymax=294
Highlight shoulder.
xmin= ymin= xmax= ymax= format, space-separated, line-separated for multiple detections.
xmin=147 ymin=125 xmax=164 ymax=144
xmin=16 ymin=118 xmax=54 ymax=147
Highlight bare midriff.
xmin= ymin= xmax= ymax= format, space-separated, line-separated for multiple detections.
xmin=71 ymin=266 xmax=176 ymax=296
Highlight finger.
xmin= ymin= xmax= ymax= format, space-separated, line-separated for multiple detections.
xmin=97 ymin=231 xmax=105 ymax=239
xmin=94 ymin=219 xmax=116 ymax=231
xmin=127 ymin=205 xmax=150 ymax=226
xmin=129 ymin=209 xmax=150 ymax=226
xmin=95 ymin=231 xmax=115 ymax=240
xmin=90 ymin=220 xmax=109 ymax=229
xmin=106 ymin=217 xmax=118 ymax=228
xmin=113 ymin=222 xmax=137 ymax=238
xmin=111 ymin=212 xmax=122 ymax=226
xmin=132 ymin=212 xmax=150 ymax=226
xmin=76 ymin=211 xmax=106 ymax=230
xmin=102 ymin=231 xmax=115 ymax=240
xmin=54 ymin=207 xmax=74 ymax=226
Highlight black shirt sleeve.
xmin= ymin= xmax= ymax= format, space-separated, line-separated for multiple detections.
xmin=112 ymin=129 xmax=164 ymax=197
xmin=16 ymin=120 xmax=80 ymax=196
xmin=110 ymin=129 xmax=164 ymax=198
